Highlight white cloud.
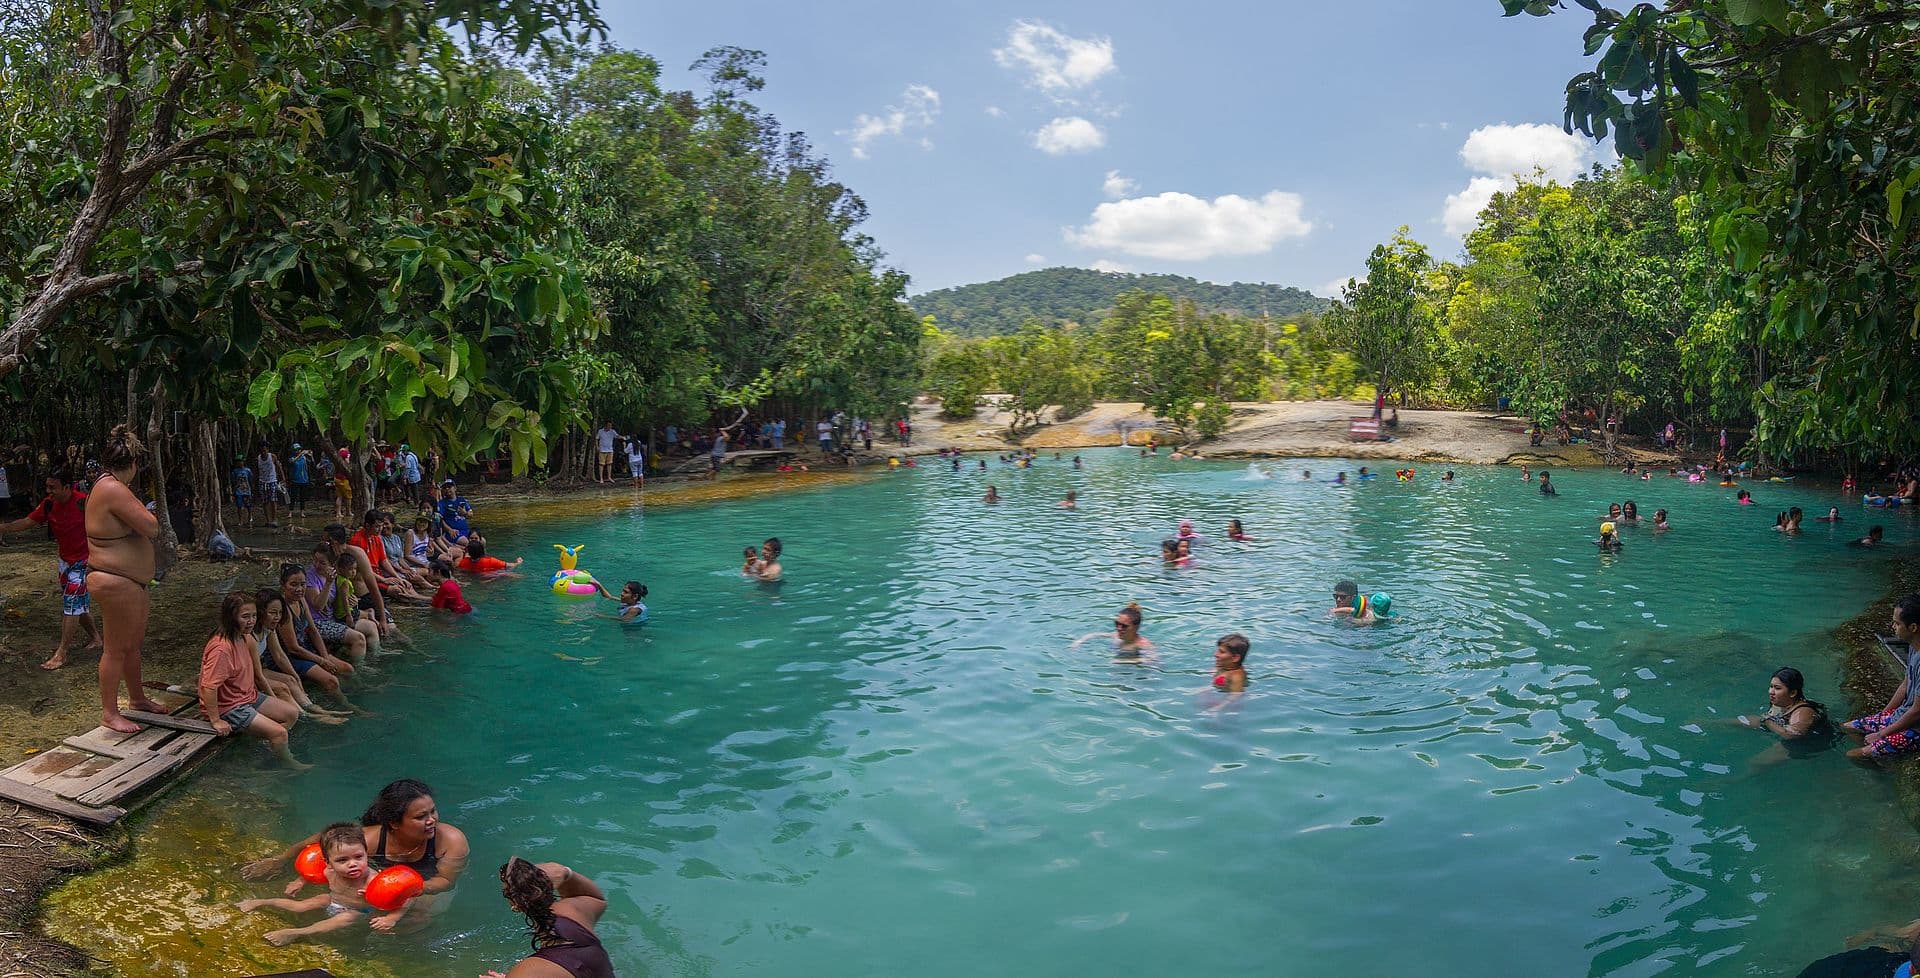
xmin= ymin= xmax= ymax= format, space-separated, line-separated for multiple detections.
xmin=1438 ymin=123 xmax=1605 ymax=236
xmin=1460 ymin=123 xmax=1593 ymax=183
xmin=1102 ymin=169 xmax=1137 ymax=198
xmin=1033 ymin=116 xmax=1105 ymax=155
xmin=1065 ymin=190 xmax=1313 ymax=261
xmin=985 ymin=105 xmax=1004 ymax=118
xmin=1442 ymin=176 xmax=1510 ymax=236
xmin=1090 ymin=259 xmax=1131 ymax=273
xmin=839 ymin=84 xmax=941 ymax=160
xmin=1025 ymin=253 xmax=1047 ymax=265
xmin=1320 ymin=274 xmax=1364 ymax=299
xmin=993 ymin=20 xmax=1115 ymax=96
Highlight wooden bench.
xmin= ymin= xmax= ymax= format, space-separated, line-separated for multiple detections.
xmin=1349 ymin=418 xmax=1382 ymax=442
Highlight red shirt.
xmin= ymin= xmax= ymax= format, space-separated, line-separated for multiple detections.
xmin=199 ymin=635 xmax=258 ymax=716
xmin=28 ymin=489 xmax=88 ymax=563
xmin=458 ymin=555 xmax=507 ymax=574
xmin=430 ymin=578 xmax=472 ymax=614
xmin=349 ymin=529 xmax=387 ymax=568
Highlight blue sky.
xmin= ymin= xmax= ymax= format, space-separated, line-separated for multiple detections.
xmin=601 ymin=1 xmax=1604 ymax=296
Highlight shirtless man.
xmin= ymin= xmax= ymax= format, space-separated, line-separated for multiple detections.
xmin=85 ymin=426 xmax=162 ymax=733
xmin=752 ymin=538 xmax=783 ymax=582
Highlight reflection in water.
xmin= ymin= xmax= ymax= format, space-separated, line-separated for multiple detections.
xmin=44 ymin=452 xmax=1920 ymax=976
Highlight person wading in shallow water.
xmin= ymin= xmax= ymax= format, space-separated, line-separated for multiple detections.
xmin=484 ymin=858 xmax=617 ymax=978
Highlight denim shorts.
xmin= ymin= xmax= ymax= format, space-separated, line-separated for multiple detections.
xmin=221 ymin=692 xmax=267 ymax=729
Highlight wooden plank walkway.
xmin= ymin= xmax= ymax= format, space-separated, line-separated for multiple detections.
xmin=0 ymin=681 xmax=224 ymax=826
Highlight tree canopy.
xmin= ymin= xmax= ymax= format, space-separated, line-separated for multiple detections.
xmin=911 ymin=267 xmax=1327 ymax=337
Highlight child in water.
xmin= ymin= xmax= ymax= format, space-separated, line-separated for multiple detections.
xmin=425 ymin=561 xmax=471 ymax=614
xmin=1597 ymin=521 xmax=1623 ymax=552
xmin=1817 ymin=507 xmax=1843 ymax=522
xmin=1737 ymin=489 xmax=1754 ymax=505
xmin=604 ymin=581 xmax=648 ymax=623
xmin=983 ymin=485 xmax=1000 ymax=504
xmin=1227 ymin=519 xmax=1251 ymax=541
xmin=1060 ymin=490 xmax=1077 ymax=509
xmin=1161 ymin=539 xmax=1191 ymax=567
xmin=237 ymin=823 xmax=371 ymax=946
xmin=1208 ymin=633 xmax=1250 ymax=713
xmin=1652 ymin=509 xmax=1670 ymax=531
xmin=741 ymin=546 xmax=762 ymax=576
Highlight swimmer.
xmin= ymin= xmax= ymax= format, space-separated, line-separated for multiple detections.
xmin=1161 ymin=539 xmax=1191 ymax=567
xmin=1333 ymin=472 xmax=1347 ymax=485
xmin=1169 ymin=451 xmax=1186 ymax=461
xmin=984 ymin=485 xmax=1000 ymax=504
xmin=1721 ymin=473 xmax=1739 ymax=487
xmin=1521 ymin=466 xmax=1531 ymax=481
xmin=1621 ymin=500 xmax=1640 ymax=523
xmin=1350 ymin=592 xmax=1392 ymax=626
xmin=1842 ymin=473 xmax=1857 ymax=494
xmin=1539 ymin=471 xmax=1557 ymax=495
xmin=1331 ymin=580 xmax=1361 ymax=618
xmin=1442 ymin=471 xmax=1455 ymax=482
xmin=1652 ymin=509 xmax=1670 ymax=531
xmin=1072 ymin=602 xmax=1156 ymax=661
xmin=1073 ymin=455 xmax=1083 ymax=469
xmin=752 ymin=538 xmax=783 ymax=581
xmin=456 ymin=535 xmax=522 ymax=574
xmin=1356 ymin=467 xmax=1374 ymax=480
xmin=1853 ymin=525 xmax=1885 ymax=547
xmin=1207 ymin=633 xmax=1250 ymax=713
xmin=236 ymin=822 xmax=370 ymax=947
xmin=1735 ymin=666 xmax=1834 ymax=760
xmin=1301 ymin=469 xmax=1312 ymax=480
xmin=1176 ymin=519 xmax=1201 ymax=543
xmin=603 ymin=581 xmax=648 ymax=623
xmin=741 ymin=547 xmax=761 ymax=576
xmin=1227 ymin=519 xmax=1252 ymax=541
xmin=1597 ymin=521 xmax=1622 ymax=552
xmin=978 ymin=460 xmax=987 ymax=470
xmin=1817 ymin=507 xmax=1843 ymax=522
xmin=1605 ymin=502 xmax=1623 ymax=521
xmin=1176 ymin=538 xmax=1193 ymax=562
xmin=1737 ymin=489 xmax=1753 ymax=505
xmin=1059 ymin=489 xmax=1077 ymax=510
xmin=1784 ymin=506 xmax=1804 ymax=534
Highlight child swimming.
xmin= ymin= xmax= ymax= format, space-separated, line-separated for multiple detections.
xmin=1060 ymin=490 xmax=1077 ymax=509
xmin=1161 ymin=539 xmax=1191 ymax=567
xmin=1652 ymin=509 xmax=1670 ymax=531
xmin=1597 ymin=521 xmax=1622 ymax=552
xmin=236 ymin=823 xmax=371 ymax=946
xmin=984 ymin=485 xmax=1000 ymax=504
xmin=1227 ymin=519 xmax=1251 ymax=541
xmin=604 ymin=581 xmax=648 ymax=623
xmin=1207 ymin=633 xmax=1250 ymax=713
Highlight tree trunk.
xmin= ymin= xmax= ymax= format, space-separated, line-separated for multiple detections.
xmin=145 ymin=379 xmax=178 ymax=572
xmin=1600 ymin=389 xmax=1618 ymax=460
xmin=190 ymin=416 xmax=226 ymax=549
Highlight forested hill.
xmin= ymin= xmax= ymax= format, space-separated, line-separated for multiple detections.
xmin=911 ymin=268 xmax=1330 ymax=336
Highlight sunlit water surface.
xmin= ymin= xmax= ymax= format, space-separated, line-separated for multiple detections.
xmin=47 ymin=452 xmax=1920 ymax=976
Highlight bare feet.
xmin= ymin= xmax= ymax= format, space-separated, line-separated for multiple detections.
xmin=40 ymin=649 xmax=67 ymax=670
xmin=306 ymin=712 xmax=347 ymax=726
xmin=264 ymin=929 xmax=297 ymax=947
xmin=102 ymin=714 xmax=142 ymax=734
xmin=86 ymin=635 xmax=103 ymax=650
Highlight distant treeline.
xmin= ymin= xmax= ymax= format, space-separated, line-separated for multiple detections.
xmin=911 ymin=268 xmax=1329 ymax=337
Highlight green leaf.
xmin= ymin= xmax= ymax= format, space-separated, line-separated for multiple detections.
xmin=246 ymin=371 xmax=283 ymax=418
xmin=1890 ymin=175 xmax=1909 ymax=230
xmin=1726 ymin=0 xmax=1788 ymax=31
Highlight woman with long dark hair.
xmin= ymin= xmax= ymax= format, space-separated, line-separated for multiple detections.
xmin=483 ymin=858 xmax=615 ymax=977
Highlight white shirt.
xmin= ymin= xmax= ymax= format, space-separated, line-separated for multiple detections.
xmin=816 ymin=422 xmax=831 ymax=438
xmin=597 ymin=427 xmax=617 ymax=452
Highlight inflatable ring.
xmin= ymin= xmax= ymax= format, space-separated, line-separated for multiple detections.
xmin=551 ymin=544 xmax=601 ymax=596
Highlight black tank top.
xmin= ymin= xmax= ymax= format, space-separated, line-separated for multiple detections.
xmin=531 ymin=915 xmax=616 ymax=978
xmin=372 ymin=825 xmax=439 ymax=879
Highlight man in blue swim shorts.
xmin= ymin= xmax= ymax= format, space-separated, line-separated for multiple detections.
xmin=1846 ymin=594 xmax=1920 ymax=760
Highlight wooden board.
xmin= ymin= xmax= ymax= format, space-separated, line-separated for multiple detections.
xmin=5 ymin=748 xmax=98 ymax=787
xmin=65 ymin=724 xmax=174 ymax=760
xmin=152 ymin=731 xmax=216 ymax=760
xmin=0 ymin=777 xmax=125 ymax=826
xmin=121 ymin=709 xmax=218 ymax=734
xmin=49 ymin=751 xmax=162 ymax=802
xmin=75 ymin=753 xmax=182 ymax=807
xmin=140 ymin=688 xmax=195 ymax=712
xmin=33 ymin=752 xmax=127 ymax=798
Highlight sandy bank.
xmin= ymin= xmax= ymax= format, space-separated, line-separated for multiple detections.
xmin=906 ymin=397 xmax=1613 ymax=467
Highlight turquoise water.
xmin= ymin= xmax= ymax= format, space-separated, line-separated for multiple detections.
xmin=203 ymin=453 xmax=1920 ymax=975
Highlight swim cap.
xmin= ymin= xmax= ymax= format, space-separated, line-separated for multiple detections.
xmin=1369 ymin=593 xmax=1392 ymax=618
xmin=1600 ymin=521 xmax=1616 ymax=534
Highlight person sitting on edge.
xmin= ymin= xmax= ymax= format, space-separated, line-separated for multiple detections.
xmin=1208 ymin=633 xmax=1250 ymax=713
xmin=1843 ymin=595 xmax=1920 ymax=762
xmin=426 ymin=561 xmax=471 ymax=614
xmin=1854 ymin=525 xmax=1886 ymax=547
xmin=1539 ymin=471 xmax=1557 ymax=495
xmin=236 ymin=822 xmax=371 ymax=946
xmin=436 ymin=479 xmax=473 ymax=547
xmin=1597 ymin=521 xmax=1623 ymax=552
xmin=198 ymin=592 xmax=308 ymax=769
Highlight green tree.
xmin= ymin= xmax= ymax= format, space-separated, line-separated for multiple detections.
xmin=1325 ymin=228 xmax=1439 ymax=408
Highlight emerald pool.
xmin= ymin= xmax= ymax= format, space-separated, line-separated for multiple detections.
xmin=61 ymin=452 xmax=1920 ymax=975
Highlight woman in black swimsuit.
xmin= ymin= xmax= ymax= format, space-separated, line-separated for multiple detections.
xmin=242 ymin=778 xmax=470 ymax=931
xmin=484 ymin=858 xmax=616 ymax=978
